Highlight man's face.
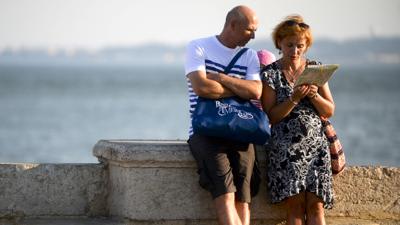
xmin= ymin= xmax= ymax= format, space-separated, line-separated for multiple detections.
xmin=233 ymin=16 xmax=258 ymax=47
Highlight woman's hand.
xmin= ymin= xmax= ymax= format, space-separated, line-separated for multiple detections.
xmin=306 ymin=84 xmax=319 ymax=98
xmin=292 ymin=85 xmax=310 ymax=102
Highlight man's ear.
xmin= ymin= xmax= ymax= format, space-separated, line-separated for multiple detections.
xmin=230 ymin=18 xmax=241 ymax=31
xmin=229 ymin=20 xmax=236 ymax=31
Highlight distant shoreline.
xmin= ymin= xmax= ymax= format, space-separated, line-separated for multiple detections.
xmin=1 ymin=37 xmax=400 ymax=67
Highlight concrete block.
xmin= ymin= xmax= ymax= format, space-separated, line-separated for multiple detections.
xmin=1 ymin=139 xmax=399 ymax=224
xmin=93 ymin=140 xmax=400 ymax=221
xmin=0 ymin=163 xmax=108 ymax=218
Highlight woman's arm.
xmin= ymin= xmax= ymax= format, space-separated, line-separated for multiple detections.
xmin=307 ymin=83 xmax=335 ymax=118
xmin=261 ymin=83 xmax=310 ymax=125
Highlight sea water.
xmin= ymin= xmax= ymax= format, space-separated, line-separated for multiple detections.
xmin=0 ymin=64 xmax=399 ymax=166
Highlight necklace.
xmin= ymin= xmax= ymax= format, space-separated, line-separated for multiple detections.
xmin=285 ymin=68 xmax=301 ymax=83
xmin=279 ymin=60 xmax=305 ymax=85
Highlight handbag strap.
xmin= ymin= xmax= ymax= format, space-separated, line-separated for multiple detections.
xmin=224 ymin=48 xmax=249 ymax=74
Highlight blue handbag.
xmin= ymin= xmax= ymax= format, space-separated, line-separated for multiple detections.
xmin=192 ymin=48 xmax=270 ymax=145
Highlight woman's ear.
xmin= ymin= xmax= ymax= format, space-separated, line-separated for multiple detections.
xmin=277 ymin=45 xmax=282 ymax=54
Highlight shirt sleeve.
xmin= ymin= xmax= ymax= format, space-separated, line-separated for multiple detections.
xmin=244 ymin=49 xmax=261 ymax=81
xmin=184 ymin=40 xmax=206 ymax=76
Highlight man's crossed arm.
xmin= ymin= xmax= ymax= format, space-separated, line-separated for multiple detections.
xmin=187 ymin=70 xmax=262 ymax=100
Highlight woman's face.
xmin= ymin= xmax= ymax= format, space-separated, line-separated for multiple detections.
xmin=279 ymin=35 xmax=308 ymax=62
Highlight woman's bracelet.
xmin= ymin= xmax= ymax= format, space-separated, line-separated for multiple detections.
xmin=289 ymin=96 xmax=299 ymax=105
xmin=310 ymin=93 xmax=318 ymax=99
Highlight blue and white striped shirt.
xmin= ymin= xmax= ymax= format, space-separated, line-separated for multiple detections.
xmin=184 ymin=36 xmax=260 ymax=137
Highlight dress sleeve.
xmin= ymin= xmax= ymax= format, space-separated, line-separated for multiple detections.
xmin=261 ymin=67 xmax=276 ymax=90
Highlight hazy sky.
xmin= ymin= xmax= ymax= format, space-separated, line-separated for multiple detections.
xmin=1 ymin=0 xmax=400 ymax=50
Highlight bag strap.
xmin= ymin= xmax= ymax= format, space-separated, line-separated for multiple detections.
xmin=224 ymin=48 xmax=249 ymax=74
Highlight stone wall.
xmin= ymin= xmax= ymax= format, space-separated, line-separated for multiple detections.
xmin=93 ymin=140 xmax=400 ymax=222
xmin=1 ymin=139 xmax=399 ymax=224
xmin=0 ymin=163 xmax=107 ymax=219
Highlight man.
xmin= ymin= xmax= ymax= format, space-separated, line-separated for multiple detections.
xmin=184 ymin=5 xmax=261 ymax=225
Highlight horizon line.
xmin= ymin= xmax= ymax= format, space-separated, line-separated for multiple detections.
xmin=1 ymin=35 xmax=400 ymax=52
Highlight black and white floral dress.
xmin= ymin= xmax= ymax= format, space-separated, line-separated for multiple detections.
xmin=261 ymin=61 xmax=333 ymax=209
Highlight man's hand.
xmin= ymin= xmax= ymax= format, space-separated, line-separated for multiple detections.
xmin=187 ymin=71 xmax=235 ymax=99
xmin=206 ymin=72 xmax=222 ymax=83
xmin=218 ymin=74 xmax=262 ymax=100
xmin=188 ymin=71 xmax=261 ymax=100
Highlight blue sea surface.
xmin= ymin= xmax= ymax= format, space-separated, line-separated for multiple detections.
xmin=0 ymin=64 xmax=399 ymax=166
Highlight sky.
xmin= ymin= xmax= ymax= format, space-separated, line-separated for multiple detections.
xmin=1 ymin=0 xmax=400 ymax=50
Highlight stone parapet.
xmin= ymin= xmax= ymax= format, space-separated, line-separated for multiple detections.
xmin=93 ymin=140 xmax=400 ymax=223
xmin=0 ymin=163 xmax=108 ymax=219
xmin=0 ymin=139 xmax=399 ymax=225
xmin=93 ymin=140 xmax=194 ymax=168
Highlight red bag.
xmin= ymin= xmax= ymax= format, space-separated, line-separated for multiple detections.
xmin=322 ymin=119 xmax=346 ymax=175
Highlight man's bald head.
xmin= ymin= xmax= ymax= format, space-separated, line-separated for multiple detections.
xmin=218 ymin=5 xmax=258 ymax=48
xmin=224 ymin=5 xmax=257 ymax=28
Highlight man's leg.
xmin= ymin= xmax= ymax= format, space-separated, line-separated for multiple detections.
xmin=230 ymin=143 xmax=255 ymax=225
xmin=235 ymin=201 xmax=250 ymax=225
xmin=215 ymin=193 xmax=242 ymax=225
xmin=188 ymin=135 xmax=241 ymax=225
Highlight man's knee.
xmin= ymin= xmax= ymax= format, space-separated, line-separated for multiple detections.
xmin=214 ymin=192 xmax=236 ymax=209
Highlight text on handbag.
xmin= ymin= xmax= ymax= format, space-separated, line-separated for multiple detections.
xmin=216 ymin=100 xmax=254 ymax=119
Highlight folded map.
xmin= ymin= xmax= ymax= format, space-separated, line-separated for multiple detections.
xmin=294 ymin=64 xmax=339 ymax=87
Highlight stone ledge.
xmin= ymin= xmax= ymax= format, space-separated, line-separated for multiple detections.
xmin=1 ymin=140 xmax=399 ymax=223
xmin=92 ymin=140 xmax=400 ymax=221
xmin=0 ymin=163 xmax=108 ymax=218
xmin=93 ymin=140 xmax=194 ymax=168
xmin=0 ymin=217 xmax=399 ymax=225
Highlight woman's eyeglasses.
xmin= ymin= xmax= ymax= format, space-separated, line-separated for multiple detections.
xmin=284 ymin=20 xmax=309 ymax=29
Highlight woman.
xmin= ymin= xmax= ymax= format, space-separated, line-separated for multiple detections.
xmin=261 ymin=15 xmax=335 ymax=225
